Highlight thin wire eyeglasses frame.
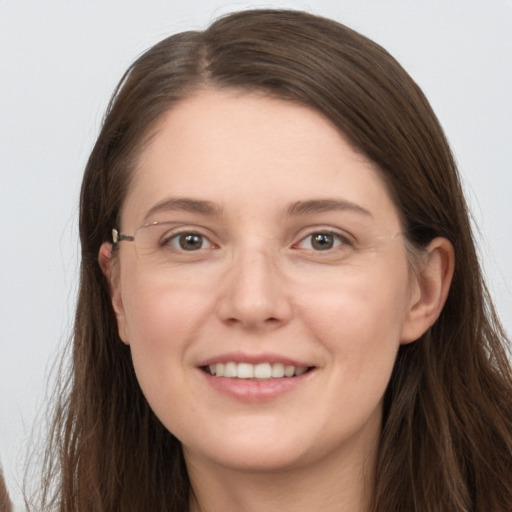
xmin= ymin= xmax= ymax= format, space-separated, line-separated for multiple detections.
xmin=111 ymin=225 xmax=406 ymax=248
xmin=112 ymin=228 xmax=134 ymax=245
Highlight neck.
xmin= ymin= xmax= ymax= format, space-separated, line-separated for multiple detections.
xmin=186 ymin=438 xmax=377 ymax=512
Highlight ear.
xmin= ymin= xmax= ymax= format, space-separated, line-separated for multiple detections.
xmin=98 ymin=242 xmax=130 ymax=344
xmin=400 ymin=237 xmax=455 ymax=344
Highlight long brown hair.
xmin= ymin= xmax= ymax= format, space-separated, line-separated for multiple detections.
xmin=1 ymin=469 xmax=13 ymax=512
xmin=38 ymin=9 xmax=512 ymax=511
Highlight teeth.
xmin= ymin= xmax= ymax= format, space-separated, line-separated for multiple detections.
xmin=224 ymin=362 xmax=237 ymax=377
xmin=207 ymin=362 xmax=309 ymax=379
xmin=294 ymin=366 xmax=308 ymax=376
xmin=237 ymin=363 xmax=254 ymax=379
xmin=271 ymin=363 xmax=285 ymax=378
xmin=284 ymin=365 xmax=295 ymax=377
xmin=254 ymin=363 xmax=272 ymax=379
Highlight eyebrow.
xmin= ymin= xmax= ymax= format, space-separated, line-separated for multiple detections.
xmin=286 ymin=199 xmax=373 ymax=217
xmin=143 ymin=197 xmax=222 ymax=221
xmin=142 ymin=196 xmax=372 ymax=222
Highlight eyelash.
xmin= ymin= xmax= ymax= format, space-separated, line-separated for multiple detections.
xmin=293 ymin=231 xmax=351 ymax=252
xmin=161 ymin=230 xmax=217 ymax=251
xmin=160 ymin=228 xmax=352 ymax=253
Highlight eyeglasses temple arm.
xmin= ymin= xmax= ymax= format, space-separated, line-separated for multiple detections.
xmin=112 ymin=228 xmax=135 ymax=245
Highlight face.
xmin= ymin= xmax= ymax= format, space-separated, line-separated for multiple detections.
xmin=108 ymin=89 xmax=423 ymax=474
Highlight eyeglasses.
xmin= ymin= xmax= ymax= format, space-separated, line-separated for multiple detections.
xmin=112 ymin=222 xmax=215 ymax=258
xmin=111 ymin=221 xmax=405 ymax=269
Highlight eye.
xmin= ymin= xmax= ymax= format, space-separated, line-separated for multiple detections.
xmin=295 ymin=231 xmax=348 ymax=251
xmin=164 ymin=232 xmax=214 ymax=251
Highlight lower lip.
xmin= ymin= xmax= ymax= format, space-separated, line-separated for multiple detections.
xmin=199 ymin=369 xmax=314 ymax=401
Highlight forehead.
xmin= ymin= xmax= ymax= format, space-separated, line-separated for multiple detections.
xmin=120 ymin=89 xmax=399 ymax=229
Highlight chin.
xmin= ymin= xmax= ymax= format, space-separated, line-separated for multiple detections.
xmin=186 ymin=440 xmax=312 ymax=473
xmin=178 ymin=417 xmax=312 ymax=471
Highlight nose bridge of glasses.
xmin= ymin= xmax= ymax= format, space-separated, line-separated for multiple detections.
xmin=226 ymin=233 xmax=291 ymax=292
xmin=237 ymin=239 xmax=278 ymax=271
xmin=218 ymin=240 xmax=292 ymax=325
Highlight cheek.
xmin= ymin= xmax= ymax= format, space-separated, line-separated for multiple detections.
xmin=119 ymin=279 xmax=216 ymax=429
xmin=296 ymin=263 xmax=411 ymax=371
xmin=123 ymin=271 xmax=211 ymax=338
xmin=120 ymin=276 xmax=212 ymax=381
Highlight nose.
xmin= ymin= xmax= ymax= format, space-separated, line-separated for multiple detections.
xmin=216 ymin=247 xmax=293 ymax=330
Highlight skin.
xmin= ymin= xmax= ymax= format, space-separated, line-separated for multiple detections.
xmin=100 ymin=89 xmax=454 ymax=512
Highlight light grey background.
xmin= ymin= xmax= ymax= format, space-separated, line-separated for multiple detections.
xmin=1 ymin=0 xmax=511 ymax=507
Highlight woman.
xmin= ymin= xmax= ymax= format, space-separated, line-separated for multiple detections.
xmin=39 ymin=9 xmax=512 ymax=511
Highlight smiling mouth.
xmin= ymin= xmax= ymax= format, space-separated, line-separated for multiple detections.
xmin=202 ymin=362 xmax=314 ymax=379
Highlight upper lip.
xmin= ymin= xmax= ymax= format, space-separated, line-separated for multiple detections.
xmin=196 ymin=352 xmax=314 ymax=368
